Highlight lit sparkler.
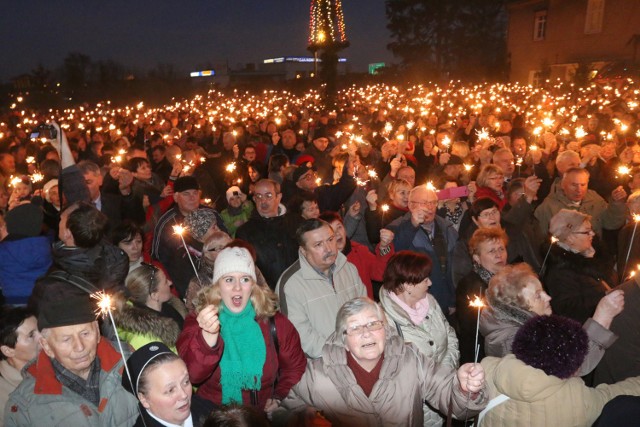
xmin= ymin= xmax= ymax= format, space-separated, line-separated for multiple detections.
xmin=173 ymin=224 xmax=201 ymax=283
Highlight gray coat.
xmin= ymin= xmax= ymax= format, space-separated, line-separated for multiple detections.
xmin=5 ymin=340 xmax=138 ymax=427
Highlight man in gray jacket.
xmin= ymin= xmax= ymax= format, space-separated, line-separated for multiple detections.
xmin=277 ymin=219 xmax=367 ymax=358
xmin=5 ymin=296 xmax=138 ymax=426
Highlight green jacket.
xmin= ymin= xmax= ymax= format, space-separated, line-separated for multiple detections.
xmin=220 ymin=202 xmax=253 ymax=237
xmin=5 ymin=340 xmax=138 ymax=427
xmin=534 ymin=187 xmax=626 ymax=237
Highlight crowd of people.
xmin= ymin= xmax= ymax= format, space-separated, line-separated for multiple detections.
xmin=0 ymin=79 xmax=638 ymax=425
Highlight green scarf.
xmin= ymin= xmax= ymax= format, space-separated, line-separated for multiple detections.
xmin=218 ymin=302 xmax=266 ymax=404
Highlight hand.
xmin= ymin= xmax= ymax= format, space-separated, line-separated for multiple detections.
xmin=271 ymin=132 xmax=281 ymax=145
xmin=109 ymin=166 xmax=121 ymax=180
xmin=467 ymin=181 xmax=477 ymax=195
xmin=523 ymin=175 xmax=542 ymax=201
xmin=197 ymin=304 xmax=220 ymax=347
xmin=118 ymin=169 xmax=134 ymax=190
xmin=142 ymin=195 xmax=150 ymax=210
xmin=457 ymin=363 xmax=485 ymax=394
xmin=171 ymin=160 xmax=183 ymax=177
xmin=264 ymin=398 xmax=281 ymax=419
xmin=410 ymin=208 xmax=426 ymax=227
xmin=611 ymin=186 xmax=627 ymax=202
xmin=389 ymin=157 xmax=402 ymax=175
xmin=379 ymin=229 xmax=394 ymax=248
xmin=233 ymin=144 xmax=239 ymax=159
xmin=160 ymin=185 xmax=174 ymax=198
xmin=366 ymin=190 xmax=378 ymax=210
xmin=439 ymin=152 xmax=451 ymax=166
xmin=529 ymin=148 xmax=543 ymax=164
xmin=592 ymin=289 xmax=625 ymax=329
xmin=347 ymin=201 xmax=361 ymax=218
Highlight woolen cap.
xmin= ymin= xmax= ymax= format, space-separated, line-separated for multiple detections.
xmin=512 ymin=314 xmax=588 ymax=379
xmin=212 ymin=247 xmax=256 ymax=284
xmin=225 ymin=186 xmax=244 ymax=202
xmin=38 ymin=295 xmax=96 ymax=330
xmin=122 ymin=341 xmax=174 ymax=396
xmin=185 ymin=208 xmax=217 ymax=241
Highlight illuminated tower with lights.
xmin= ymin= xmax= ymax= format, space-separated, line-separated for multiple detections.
xmin=308 ymin=0 xmax=349 ymax=53
xmin=308 ymin=0 xmax=349 ymax=105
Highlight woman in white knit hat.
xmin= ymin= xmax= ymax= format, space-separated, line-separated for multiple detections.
xmin=176 ymin=247 xmax=306 ymax=419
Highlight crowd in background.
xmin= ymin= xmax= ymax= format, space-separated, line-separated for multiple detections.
xmin=0 ymin=80 xmax=638 ymax=425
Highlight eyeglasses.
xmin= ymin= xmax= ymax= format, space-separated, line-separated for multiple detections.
xmin=141 ymin=262 xmax=159 ymax=295
xmin=254 ymin=192 xmax=276 ymax=201
xmin=479 ymin=208 xmax=500 ymax=219
xmin=572 ymin=229 xmax=594 ymax=235
xmin=409 ymin=200 xmax=437 ymax=208
xmin=343 ymin=320 xmax=384 ymax=336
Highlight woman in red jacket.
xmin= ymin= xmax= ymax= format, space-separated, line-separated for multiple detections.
xmin=176 ymin=247 xmax=306 ymax=418
xmin=474 ymin=164 xmax=508 ymax=211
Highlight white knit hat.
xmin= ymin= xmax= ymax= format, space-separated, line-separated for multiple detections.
xmin=212 ymin=247 xmax=256 ymax=284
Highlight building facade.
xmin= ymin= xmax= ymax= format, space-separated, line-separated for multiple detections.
xmin=507 ymin=0 xmax=640 ymax=83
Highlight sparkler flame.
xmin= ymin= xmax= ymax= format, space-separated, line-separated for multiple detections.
xmin=468 ymin=295 xmax=485 ymax=309
xmin=225 ymin=162 xmax=237 ymax=173
xmin=91 ymin=291 xmax=113 ymax=318
xmin=173 ymin=224 xmax=185 ymax=235
xmin=381 ymin=204 xmax=390 ymax=213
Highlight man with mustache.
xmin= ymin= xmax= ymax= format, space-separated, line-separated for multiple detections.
xmin=276 ymin=219 xmax=366 ymax=358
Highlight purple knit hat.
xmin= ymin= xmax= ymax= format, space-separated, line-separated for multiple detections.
xmin=512 ymin=314 xmax=588 ymax=379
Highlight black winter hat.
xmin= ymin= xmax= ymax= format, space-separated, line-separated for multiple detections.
xmin=174 ymin=176 xmax=199 ymax=193
xmin=38 ymin=295 xmax=96 ymax=330
xmin=5 ymin=203 xmax=43 ymax=237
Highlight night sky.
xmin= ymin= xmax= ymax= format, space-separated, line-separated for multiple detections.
xmin=1 ymin=0 xmax=394 ymax=83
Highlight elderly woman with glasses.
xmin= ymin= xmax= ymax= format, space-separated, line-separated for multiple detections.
xmin=480 ymin=263 xmax=623 ymax=378
xmin=114 ymin=263 xmax=186 ymax=351
xmin=474 ymin=164 xmax=507 ymax=211
xmin=543 ymin=209 xmax=616 ymax=324
xmin=274 ymin=297 xmax=487 ymax=427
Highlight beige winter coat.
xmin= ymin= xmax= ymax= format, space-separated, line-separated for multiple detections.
xmin=275 ymin=328 xmax=486 ymax=427
xmin=380 ymin=289 xmax=460 ymax=427
xmin=480 ymin=355 xmax=640 ymax=427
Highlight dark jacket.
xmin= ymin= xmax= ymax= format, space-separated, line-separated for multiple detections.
xmin=594 ymin=277 xmax=640 ymax=385
xmin=543 ymin=245 xmax=610 ymax=324
xmin=388 ymin=214 xmax=458 ymax=313
xmin=177 ymin=312 xmax=307 ymax=410
xmin=29 ymin=241 xmax=129 ymax=313
xmin=235 ymin=212 xmax=299 ymax=290
xmin=455 ymin=271 xmax=487 ymax=364
xmin=0 ymin=235 xmax=52 ymax=305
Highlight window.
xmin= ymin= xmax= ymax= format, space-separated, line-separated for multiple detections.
xmin=533 ymin=10 xmax=547 ymax=41
xmin=585 ymin=0 xmax=605 ymax=34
